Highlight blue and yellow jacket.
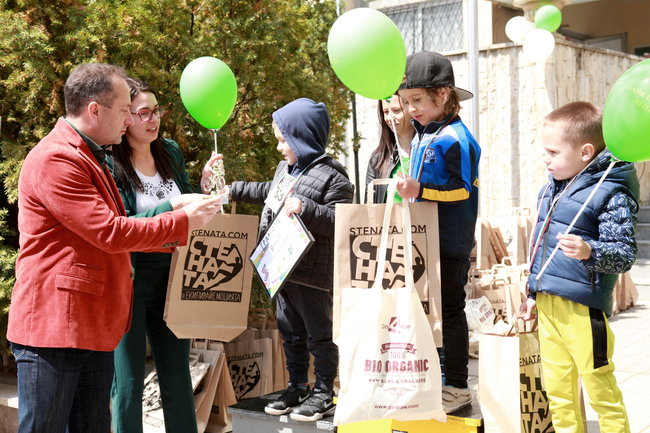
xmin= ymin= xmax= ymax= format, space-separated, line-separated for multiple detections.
xmin=410 ymin=114 xmax=481 ymax=258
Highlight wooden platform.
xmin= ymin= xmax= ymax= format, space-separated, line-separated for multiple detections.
xmin=228 ymin=391 xmax=483 ymax=433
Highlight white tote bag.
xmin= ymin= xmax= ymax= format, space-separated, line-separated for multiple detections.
xmin=334 ymin=180 xmax=446 ymax=426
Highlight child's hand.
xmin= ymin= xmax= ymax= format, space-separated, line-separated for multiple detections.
xmin=396 ymin=172 xmax=420 ymax=200
xmin=557 ymin=233 xmax=592 ymax=260
xmin=521 ymin=297 xmax=537 ymax=321
xmin=200 ymin=152 xmax=224 ymax=193
xmin=284 ymin=197 xmax=303 ymax=216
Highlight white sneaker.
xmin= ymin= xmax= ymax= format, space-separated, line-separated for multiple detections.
xmin=442 ymin=385 xmax=471 ymax=414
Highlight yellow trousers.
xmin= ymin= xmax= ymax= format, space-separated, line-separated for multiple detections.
xmin=537 ymin=294 xmax=630 ymax=433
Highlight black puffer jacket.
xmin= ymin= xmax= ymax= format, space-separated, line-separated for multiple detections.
xmin=230 ymin=98 xmax=354 ymax=291
xmin=230 ymin=157 xmax=353 ymax=290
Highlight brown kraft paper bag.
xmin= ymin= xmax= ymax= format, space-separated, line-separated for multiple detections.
xmin=223 ymin=337 xmax=273 ymax=401
xmin=165 ymin=206 xmax=259 ymax=342
xmin=333 ymin=179 xmax=442 ymax=346
xmin=479 ymin=319 xmax=556 ymax=433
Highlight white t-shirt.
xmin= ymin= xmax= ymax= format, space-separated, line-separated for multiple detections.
xmin=134 ymin=168 xmax=182 ymax=214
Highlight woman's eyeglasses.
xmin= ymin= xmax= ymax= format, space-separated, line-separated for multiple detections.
xmin=131 ymin=106 xmax=165 ymax=122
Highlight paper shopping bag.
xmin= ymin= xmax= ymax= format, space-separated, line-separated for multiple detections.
xmin=333 ymin=179 xmax=442 ymax=346
xmin=334 ymin=180 xmax=446 ymax=426
xmin=479 ymin=320 xmax=555 ymax=433
xmin=223 ymin=337 xmax=273 ymax=400
xmin=141 ymin=341 xmax=220 ymax=433
xmin=206 ymin=341 xmax=238 ymax=433
xmin=612 ymin=272 xmax=639 ymax=315
xmin=191 ymin=340 xmax=225 ymax=433
xmin=165 ymin=206 xmax=259 ymax=342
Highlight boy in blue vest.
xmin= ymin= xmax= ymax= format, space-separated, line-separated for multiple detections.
xmin=523 ymin=101 xmax=637 ymax=432
xmin=396 ymin=51 xmax=481 ymax=413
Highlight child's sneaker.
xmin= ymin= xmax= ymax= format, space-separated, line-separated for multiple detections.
xmin=442 ymin=385 xmax=472 ymax=413
xmin=264 ymin=383 xmax=311 ymax=415
xmin=289 ymin=388 xmax=336 ymax=422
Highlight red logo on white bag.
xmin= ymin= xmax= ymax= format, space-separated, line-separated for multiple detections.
xmin=382 ymin=317 xmax=412 ymax=333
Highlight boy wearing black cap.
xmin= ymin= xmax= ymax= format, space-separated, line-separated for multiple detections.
xmin=396 ymin=51 xmax=481 ymax=414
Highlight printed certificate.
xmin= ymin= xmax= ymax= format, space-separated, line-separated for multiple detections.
xmin=249 ymin=206 xmax=314 ymax=300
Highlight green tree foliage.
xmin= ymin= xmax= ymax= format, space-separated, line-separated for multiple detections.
xmin=0 ymin=0 xmax=351 ymax=362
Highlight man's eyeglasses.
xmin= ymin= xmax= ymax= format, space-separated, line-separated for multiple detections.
xmin=131 ymin=106 xmax=165 ymax=122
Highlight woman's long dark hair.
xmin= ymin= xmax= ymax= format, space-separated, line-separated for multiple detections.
xmin=109 ymin=78 xmax=180 ymax=193
xmin=369 ymin=98 xmax=400 ymax=178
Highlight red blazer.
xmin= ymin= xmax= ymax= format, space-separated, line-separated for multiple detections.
xmin=7 ymin=118 xmax=189 ymax=351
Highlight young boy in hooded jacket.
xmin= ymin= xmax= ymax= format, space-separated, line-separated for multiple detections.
xmin=523 ymin=101 xmax=637 ymax=433
xmin=227 ymin=98 xmax=354 ymax=422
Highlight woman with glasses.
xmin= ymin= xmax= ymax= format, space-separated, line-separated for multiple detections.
xmin=107 ymin=77 xmax=219 ymax=433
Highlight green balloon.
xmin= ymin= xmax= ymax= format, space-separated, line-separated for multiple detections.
xmin=534 ymin=5 xmax=562 ymax=33
xmin=603 ymin=59 xmax=650 ymax=162
xmin=180 ymin=57 xmax=237 ymax=130
xmin=328 ymin=8 xmax=406 ymax=100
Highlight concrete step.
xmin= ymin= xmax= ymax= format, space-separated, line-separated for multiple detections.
xmin=637 ymin=223 xmax=650 ymax=241
xmin=630 ymin=259 xmax=650 ymax=286
xmin=638 ymin=241 xmax=650 ymax=260
xmin=0 ymin=383 xmax=18 ymax=433
xmin=639 ymin=206 xmax=650 ymax=224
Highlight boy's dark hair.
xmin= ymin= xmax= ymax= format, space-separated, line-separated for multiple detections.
xmin=544 ymin=101 xmax=606 ymax=153
xmin=424 ymin=87 xmax=461 ymax=118
xmin=64 ymin=63 xmax=128 ymax=117
xmin=109 ymin=78 xmax=181 ymax=193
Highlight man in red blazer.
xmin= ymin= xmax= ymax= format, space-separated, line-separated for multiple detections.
xmin=7 ymin=63 xmax=221 ymax=433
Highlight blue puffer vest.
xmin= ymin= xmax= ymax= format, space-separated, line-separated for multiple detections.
xmin=528 ymin=150 xmax=639 ymax=316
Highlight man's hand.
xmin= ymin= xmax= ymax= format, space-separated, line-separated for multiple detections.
xmin=182 ymin=196 xmax=221 ymax=230
xmin=557 ymin=233 xmax=591 ymax=260
xmin=170 ymin=193 xmax=207 ymax=210
xmin=396 ymin=172 xmax=420 ymax=200
xmin=520 ymin=298 xmax=537 ymax=321
xmin=200 ymin=152 xmax=224 ymax=194
xmin=284 ymin=197 xmax=303 ymax=215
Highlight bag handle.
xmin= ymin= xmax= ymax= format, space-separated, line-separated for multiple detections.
xmin=366 ymin=178 xmax=393 ymax=205
xmin=505 ymin=312 xmax=538 ymax=336
xmin=372 ymin=179 xmax=415 ymax=291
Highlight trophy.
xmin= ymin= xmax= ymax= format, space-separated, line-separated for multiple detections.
xmin=202 ymin=159 xmax=226 ymax=196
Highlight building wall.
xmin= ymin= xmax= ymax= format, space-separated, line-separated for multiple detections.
xmin=343 ymin=39 xmax=650 ymax=215
xmin=561 ymin=0 xmax=650 ymax=54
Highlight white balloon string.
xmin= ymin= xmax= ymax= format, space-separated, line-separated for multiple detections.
xmin=211 ymin=129 xmax=218 ymax=154
xmin=535 ymin=158 xmax=617 ymax=280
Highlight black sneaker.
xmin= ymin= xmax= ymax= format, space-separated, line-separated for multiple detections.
xmin=289 ymin=389 xmax=336 ymax=422
xmin=264 ymin=383 xmax=311 ymax=415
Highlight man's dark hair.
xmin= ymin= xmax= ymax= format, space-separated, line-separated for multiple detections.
xmin=64 ymin=63 xmax=128 ymax=117
xmin=108 ymin=77 xmax=180 ymax=193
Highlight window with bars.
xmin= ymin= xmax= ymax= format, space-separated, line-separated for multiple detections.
xmin=382 ymin=0 xmax=464 ymax=55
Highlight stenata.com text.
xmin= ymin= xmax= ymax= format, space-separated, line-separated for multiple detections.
xmin=349 ymin=225 xmax=426 ymax=236
xmin=191 ymin=230 xmax=249 ymax=239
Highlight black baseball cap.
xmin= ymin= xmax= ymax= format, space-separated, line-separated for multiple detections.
xmin=398 ymin=51 xmax=473 ymax=101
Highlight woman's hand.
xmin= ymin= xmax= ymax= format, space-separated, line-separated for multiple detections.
xmin=170 ymin=193 xmax=207 ymax=210
xmin=284 ymin=197 xmax=303 ymax=216
xmin=200 ymin=152 xmax=224 ymax=194
xmin=396 ymin=172 xmax=420 ymax=200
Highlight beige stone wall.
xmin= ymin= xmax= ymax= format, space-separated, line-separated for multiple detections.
xmin=343 ymin=39 xmax=650 ymax=214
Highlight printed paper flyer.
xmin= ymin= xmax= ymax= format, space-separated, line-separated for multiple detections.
xmin=250 ymin=210 xmax=314 ymax=299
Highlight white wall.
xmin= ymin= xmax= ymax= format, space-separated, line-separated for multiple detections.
xmin=342 ymin=39 xmax=650 ymax=214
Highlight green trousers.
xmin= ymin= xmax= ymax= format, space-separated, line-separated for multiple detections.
xmin=537 ymin=294 xmax=630 ymax=433
xmin=111 ymin=265 xmax=198 ymax=433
